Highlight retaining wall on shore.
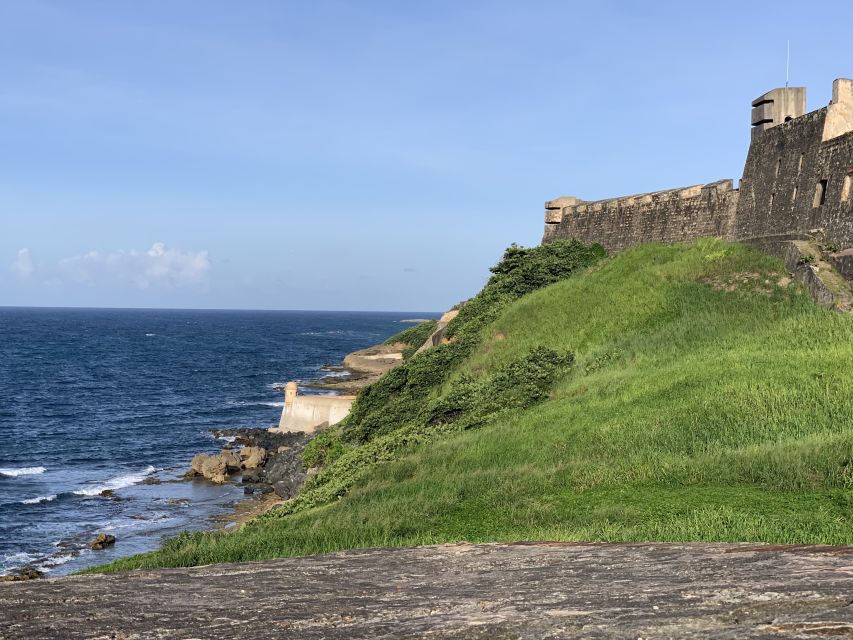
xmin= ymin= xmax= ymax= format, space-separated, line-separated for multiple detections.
xmin=274 ymin=383 xmax=355 ymax=433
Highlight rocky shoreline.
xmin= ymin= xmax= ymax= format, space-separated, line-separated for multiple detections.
xmin=181 ymin=339 xmax=407 ymax=527
xmin=181 ymin=320 xmax=443 ymax=530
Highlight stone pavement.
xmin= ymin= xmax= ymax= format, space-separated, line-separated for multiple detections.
xmin=3 ymin=542 xmax=853 ymax=639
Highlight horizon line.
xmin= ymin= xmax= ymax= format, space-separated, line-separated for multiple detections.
xmin=0 ymin=304 xmax=444 ymax=315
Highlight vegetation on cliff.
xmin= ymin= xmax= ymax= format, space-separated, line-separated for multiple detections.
xmin=382 ymin=319 xmax=437 ymax=359
xmin=95 ymin=238 xmax=853 ymax=572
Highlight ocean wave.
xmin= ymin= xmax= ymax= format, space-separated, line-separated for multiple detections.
xmin=39 ymin=553 xmax=76 ymax=571
xmin=3 ymin=551 xmax=38 ymax=564
xmin=224 ymin=400 xmax=284 ymax=409
xmin=0 ymin=466 xmax=46 ymax=478
xmin=20 ymin=494 xmax=57 ymax=505
xmin=145 ymin=333 xmax=156 ymax=337
xmin=73 ymin=465 xmax=156 ymax=497
xmin=298 ymin=329 xmax=360 ymax=337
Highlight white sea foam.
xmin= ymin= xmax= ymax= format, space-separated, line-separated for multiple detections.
xmin=145 ymin=333 xmax=156 ymax=337
xmin=225 ymin=399 xmax=284 ymax=409
xmin=20 ymin=494 xmax=57 ymax=504
xmin=39 ymin=553 xmax=76 ymax=571
xmin=298 ymin=329 xmax=353 ymax=337
xmin=73 ymin=466 xmax=156 ymax=497
xmin=3 ymin=551 xmax=38 ymax=565
xmin=320 ymin=370 xmax=350 ymax=379
xmin=0 ymin=466 xmax=46 ymax=477
xmin=217 ymin=435 xmax=237 ymax=443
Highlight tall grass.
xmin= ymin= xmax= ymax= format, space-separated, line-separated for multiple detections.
xmin=93 ymin=239 xmax=853 ymax=572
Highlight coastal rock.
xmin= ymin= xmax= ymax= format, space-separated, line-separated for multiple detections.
xmin=0 ymin=565 xmax=44 ymax=582
xmin=190 ymin=453 xmax=209 ymax=475
xmin=244 ymin=484 xmax=273 ymax=496
xmin=414 ymin=308 xmax=460 ymax=355
xmin=240 ymin=446 xmax=267 ymax=470
xmin=99 ymin=489 xmax=121 ymax=500
xmin=220 ymin=449 xmax=242 ymax=471
xmin=141 ymin=477 xmax=161 ymax=485
xmin=200 ymin=455 xmax=228 ymax=484
xmin=89 ymin=533 xmax=116 ymax=550
xmin=272 ymin=476 xmax=305 ymax=500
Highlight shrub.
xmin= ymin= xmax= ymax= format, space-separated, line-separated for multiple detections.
xmin=340 ymin=239 xmax=604 ymax=446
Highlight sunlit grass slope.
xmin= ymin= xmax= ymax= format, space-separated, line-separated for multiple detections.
xmin=97 ymin=239 xmax=853 ymax=571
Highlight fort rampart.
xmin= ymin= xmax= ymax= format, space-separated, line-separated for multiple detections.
xmin=543 ymin=79 xmax=853 ymax=257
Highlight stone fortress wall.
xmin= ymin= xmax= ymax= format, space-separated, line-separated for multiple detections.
xmin=543 ymin=78 xmax=853 ymax=256
xmin=542 ymin=181 xmax=738 ymax=253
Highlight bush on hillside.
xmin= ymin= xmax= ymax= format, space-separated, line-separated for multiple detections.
xmin=343 ymin=239 xmax=604 ymax=444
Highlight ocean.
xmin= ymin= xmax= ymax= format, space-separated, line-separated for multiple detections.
xmin=0 ymin=307 xmax=436 ymax=576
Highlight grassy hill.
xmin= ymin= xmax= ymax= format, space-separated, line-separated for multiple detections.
xmin=96 ymin=238 xmax=853 ymax=572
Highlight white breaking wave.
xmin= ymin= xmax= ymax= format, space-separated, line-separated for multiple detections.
xmin=224 ymin=400 xmax=284 ymax=409
xmin=3 ymin=551 xmax=37 ymax=563
xmin=39 ymin=553 xmax=75 ymax=570
xmin=20 ymin=494 xmax=57 ymax=505
xmin=0 ymin=466 xmax=46 ymax=478
xmin=217 ymin=435 xmax=237 ymax=443
xmin=73 ymin=466 xmax=156 ymax=496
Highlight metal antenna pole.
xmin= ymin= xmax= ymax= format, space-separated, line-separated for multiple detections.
xmin=786 ymin=40 xmax=790 ymax=88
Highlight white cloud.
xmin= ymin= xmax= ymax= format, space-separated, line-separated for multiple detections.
xmin=11 ymin=248 xmax=35 ymax=279
xmin=58 ymin=242 xmax=211 ymax=289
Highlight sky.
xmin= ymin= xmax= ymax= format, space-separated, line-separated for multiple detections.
xmin=2 ymin=1 xmax=853 ymax=311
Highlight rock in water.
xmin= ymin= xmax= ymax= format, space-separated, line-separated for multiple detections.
xmin=189 ymin=453 xmax=210 ymax=477
xmin=200 ymin=455 xmax=228 ymax=484
xmin=240 ymin=446 xmax=267 ymax=470
xmin=89 ymin=533 xmax=116 ymax=550
xmin=220 ymin=449 xmax=242 ymax=471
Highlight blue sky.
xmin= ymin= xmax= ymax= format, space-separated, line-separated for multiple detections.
xmin=2 ymin=0 xmax=852 ymax=311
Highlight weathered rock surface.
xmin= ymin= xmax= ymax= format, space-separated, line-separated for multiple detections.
xmin=200 ymin=455 xmax=228 ymax=484
xmin=88 ymin=534 xmax=116 ymax=550
xmin=219 ymin=448 xmax=242 ymax=471
xmin=0 ymin=565 xmax=44 ymax=582
xmin=414 ymin=308 xmax=460 ymax=355
xmin=3 ymin=542 xmax=853 ymax=638
xmin=190 ymin=452 xmax=209 ymax=475
xmin=240 ymin=446 xmax=266 ymax=470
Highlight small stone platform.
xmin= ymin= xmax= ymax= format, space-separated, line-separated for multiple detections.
xmin=3 ymin=542 xmax=853 ymax=638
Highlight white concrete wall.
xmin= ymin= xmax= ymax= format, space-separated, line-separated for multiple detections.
xmin=275 ymin=393 xmax=355 ymax=433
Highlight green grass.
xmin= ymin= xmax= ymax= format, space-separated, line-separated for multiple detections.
xmin=92 ymin=239 xmax=853 ymax=572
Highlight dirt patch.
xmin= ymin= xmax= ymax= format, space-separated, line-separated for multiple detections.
xmin=699 ymin=271 xmax=791 ymax=295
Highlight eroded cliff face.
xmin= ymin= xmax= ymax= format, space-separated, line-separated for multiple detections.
xmin=4 ymin=542 xmax=853 ymax=638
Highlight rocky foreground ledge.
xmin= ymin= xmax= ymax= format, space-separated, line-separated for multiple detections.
xmin=2 ymin=543 xmax=853 ymax=639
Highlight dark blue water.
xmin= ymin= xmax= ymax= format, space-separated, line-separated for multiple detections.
xmin=0 ymin=307 xmax=437 ymax=575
